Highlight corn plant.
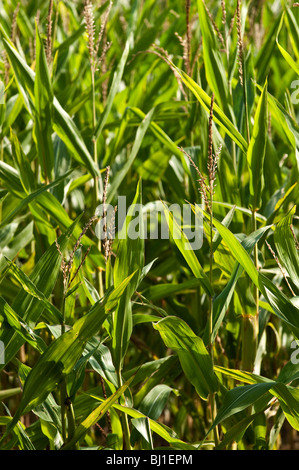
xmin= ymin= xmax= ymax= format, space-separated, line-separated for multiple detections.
xmin=0 ymin=0 xmax=299 ymax=451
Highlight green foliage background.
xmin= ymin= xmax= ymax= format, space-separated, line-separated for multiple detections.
xmin=0 ymin=0 xmax=299 ymax=450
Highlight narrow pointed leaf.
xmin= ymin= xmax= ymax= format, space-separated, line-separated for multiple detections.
xmin=112 ymin=181 xmax=144 ymax=371
xmin=277 ymin=13 xmax=299 ymax=75
xmin=0 ymin=272 xmax=135 ymax=442
xmin=247 ymin=80 xmax=268 ymax=210
xmin=153 ymin=316 xmax=219 ymax=400
xmin=0 ymin=32 xmax=99 ymax=177
xmin=4 ymin=257 xmax=63 ymax=323
xmin=163 ymin=203 xmax=213 ymax=297
xmin=0 ymin=216 xmax=82 ymax=370
xmin=95 ymin=34 xmax=131 ymax=141
xmin=89 ymin=397 xmax=194 ymax=450
xmin=197 ymin=0 xmax=233 ymax=120
xmin=196 ymin=206 xmax=299 ymax=338
xmin=34 ymin=24 xmax=54 ymax=182
xmin=61 ymin=375 xmax=135 ymax=450
xmin=173 ymin=67 xmax=248 ymax=154
xmin=274 ymin=206 xmax=299 ymax=291
xmin=210 ymin=382 xmax=274 ymax=431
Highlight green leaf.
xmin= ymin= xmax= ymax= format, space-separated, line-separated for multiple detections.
xmin=216 ymin=410 xmax=264 ymax=450
xmin=0 ymin=168 xmax=75 ymax=229
xmin=0 ymin=216 xmax=82 ymax=370
xmin=0 ymin=296 xmax=46 ymax=353
xmin=196 ymin=206 xmax=299 ymax=338
xmin=112 ymin=180 xmax=144 ymax=372
xmin=1 ymin=222 xmax=33 ymax=262
xmin=33 ymin=23 xmax=54 ymax=183
xmin=0 ymin=272 xmax=135 ymax=444
xmin=89 ymin=396 xmax=194 ymax=450
xmin=4 ymin=257 xmax=63 ymax=324
xmin=142 ymin=278 xmax=202 ymax=302
xmin=214 ymin=366 xmax=273 ymax=385
xmin=260 ymin=85 xmax=299 ymax=158
xmin=276 ymin=13 xmax=299 ymax=75
xmin=198 ymin=207 xmax=260 ymax=287
xmin=285 ymin=8 xmax=299 ymax=62
xmin=258 ymin=272 xmax=299 ymax=338
xmin=209 ymin=382 xmax=274 ymax=432
xmin=0 ymin=161 xmax=25 ymax=198
xmin=173 ymin=67 xmax=248 ymax=154
xmin=126 ymin=106 xmax=188 ymax=172
xmin=0 ymin=31 xmax=99 ymax=178
xmin=247 ymin=80 xmax=268 ymax=210
xmin=0 ymin=388 xmax=21 ymax=401
xmin=270 ymin=383 xmax=299 ymax=431
xmin=122 ymin=356 xmax=174 ymax=388
xmin=196 ymin=0 xmax=233 ymax=121
xmin=10 ymin=129 xmax=35 ymax=193
xmin=61 ymin=375 xmax=135 ymax=450
xmin=163 ymin=203 xmax=213 ymax=297
xmin=138 ymin=384 xmax=174 ymax=420
xmin=0 ymin=412 xmax=36 ymax=450
xmin=131 ymin=417 xmax=153 ymax=449
xmin=205 ymin=225 xmax=271 ymax=344
xmin=153 ymin=316 xmax=219 ymax=400
xmin=255 ymin=13 xmax=282 ymax=84
xmin=95 ymin=34 xmax=131 ymax=141
xmin=107 ymin=108 xmax=155 ymax=203
xmin=274 ymin=206 xmax=299 ymax=291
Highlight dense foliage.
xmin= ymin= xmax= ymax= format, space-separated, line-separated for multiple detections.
xmin=1 ymin=0 xmax=299 ymax=450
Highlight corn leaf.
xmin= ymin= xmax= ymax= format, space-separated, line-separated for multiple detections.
xmin=274 ymin=206 xmax=299 ymax=291
xmin=94 ymin=34 xmax=131 ymax=141
xmin=174 ymin=67 xmax=248 ymax=154
xmin=107 ymin=108 xmax=155 ymax=203
xmin=276 ymin=13 xmax=299 ymax=76
xmin=89 ymin=396 xmax=194 ymax=450
xmin=0 ymin=216 xmax=82 ymax=370
xmin=197 ymin=0 xmax=234 ymax=121
xmin=247 ymin=80 xmax=268 ymax=210
xmin=33 ymin=24 xmax=54 ymax=183
xmin=209 ymin=382 xmax=274 ymax=433
xmin=0 ymin=168 xmax=75 ymax=228
xmin=153 ymin=316 xmax=219 ymax=400
xmin=163 ymin=203 xmax=213 ymax=297
xmin=0 ymin=296 xmax=46 ymax=353
xmin=197 ymin=206 xmax=299 ymax=338
xmin=285 ymin=8 xmax=299 ymax=62
xmin=4 ymin=257 xmax=63 ymax=324
xmin=0 ymin=272 xmax=135 ymax=443
xmin=61 ymin=375 xmax=135 ymax=450
xmin=0 ymin=31 xmax=99 ymax=178
xmin=10 ymin=129 xmax=35 ymax=194
xmin=112 ymin=180 xmax=144 ymax=372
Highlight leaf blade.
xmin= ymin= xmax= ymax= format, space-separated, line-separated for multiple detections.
xmin=153 ymin=316 xmax=219 ymax=400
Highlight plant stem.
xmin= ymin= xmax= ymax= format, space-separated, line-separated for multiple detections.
xmin=208 ymin=197 xmax=219 ymax=448
xmin=237 ymin=0 xmax=250 ymax=144
xmin=252 ymin=208 xmax=259 ymax=340
xmin=66 ymin=401 xmax=80 ymax=449
xmin=117 ymin=369 xmax=132 ymax=450
xmin=60 ymin=297 xmax=67 ymax=442
xmin=206 ymin=92 xmax=219 ymax=447
xmin=242 ymin=210 xmax=259 ymax=372
xmin=60 ymin=381 xmax=67 ymax=443
xmin=0 ymin=138 xmax=3 ymax=223
xmin=59 ymin=293 xmax=79 ymax=448
xmin=243 ymin=62 xmax=250 ymax=144
xmin=91 ymin=70 xmax=104 ymax=298
xmin=208 ymin=212 xmax=214 ymax=358
xmin=252 ymin=210 xmax=259 ymax=313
